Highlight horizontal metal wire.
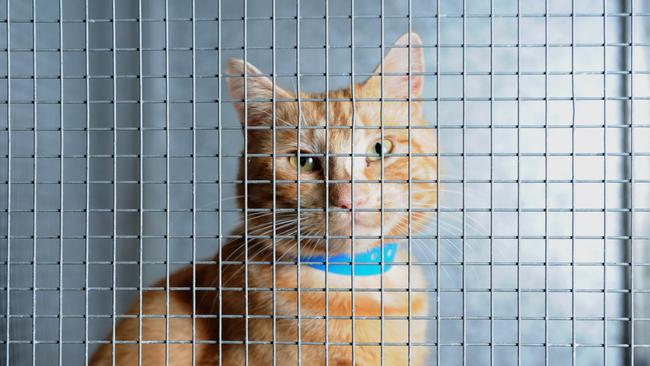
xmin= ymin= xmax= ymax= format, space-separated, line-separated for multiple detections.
xmin=6 ymin=235 xmax=649 ymax=240
xmin=4 ymin=70 xmax=650 ymax=79
xmin=1 ymin=98 xmax=649 ymax=107
xmin=3 ymin=12 xmax=650 ymax=23
xmin=1 ymin=311 xmax=647 ymax=319
xmin=4 ymin=153 xmax=650 ymax=161
xmin=3 ymin=208 xmax=650 ymax=215
xmin=3 ymin=41 xmax=650 ymax=52
xmin=3 ymin=287 xmax=649 ymax=293
xmin=4 ymin=315 xmax=647 ymax=322
xmin=4 ymin=340 xmax=645 ymax=348
xmin=3 ymin=125 xmax=650 ymax=133
xmin=3 ymin=260 xmax=649 ymax=266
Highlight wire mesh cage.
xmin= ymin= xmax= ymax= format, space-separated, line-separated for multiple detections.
xmin=1 ymin=0 xmax=649 ymax=365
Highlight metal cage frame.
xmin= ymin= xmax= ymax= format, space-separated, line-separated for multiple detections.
xmin=1 ymin=0 xmax=649 ymax=365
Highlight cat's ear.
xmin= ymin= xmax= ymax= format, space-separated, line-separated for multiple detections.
xmin=226 ymin=59 xmax=292 ymax=124
xmin=365 ymin=32 xmax=424 ymax=98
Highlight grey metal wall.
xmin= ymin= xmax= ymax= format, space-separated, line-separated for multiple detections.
xmin=0 ymin=0 xmax=648 ymax=365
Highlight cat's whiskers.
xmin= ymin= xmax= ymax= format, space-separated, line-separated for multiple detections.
xmin=218 ymin=219 xmax=299 ymax=261
xmin=409 ymin=218 xmax=485 ymax=262
xmin=409 ymin=206 xmax=491 ymax=238
xmin=394 ymin=231 xmax=461 ymax=281
xmin=198 ymin=194 xmax=246 ymax=209
xmin=272 ymin=223 xmax=325 ymax=264
xmin=391 ymin=217 xmax=470 ymax=261
xmin=386 ymin=195 xmax=493 ymax=237
xmin=405 ymin=203 xmax=507 ymax=259
xmin=212 ymin=226 xmax=302 ymax=310
xmin=216 ymin=219 xmax=325 ymax=290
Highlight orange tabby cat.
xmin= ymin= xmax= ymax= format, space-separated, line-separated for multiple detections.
xmin=91 ymin=32 xmax=437 ymax=365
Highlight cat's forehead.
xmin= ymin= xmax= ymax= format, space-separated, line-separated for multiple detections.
xmin=298 ymin=99 xmax=407 ymax=128
xmin=301 ymin=122 xmax=388 ymax=155
xmin=285 ymin=88 xmax=413 ymax=152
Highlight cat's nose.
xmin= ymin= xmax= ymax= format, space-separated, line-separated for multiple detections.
xmin=330 ymin=184 xmax=365 ymax=210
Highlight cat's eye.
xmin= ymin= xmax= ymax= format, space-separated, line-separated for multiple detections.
xmin=289 ymin=155 xmax=320 ymax=172
xmin=367 ymin=139 xmax=393 ymax=162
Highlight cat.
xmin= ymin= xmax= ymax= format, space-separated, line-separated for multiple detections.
xmin=91 ymin=32 xmax=437 ymax=365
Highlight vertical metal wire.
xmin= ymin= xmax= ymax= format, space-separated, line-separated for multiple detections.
xmin=349 ymin=2 xmax=357 ymax=363
xmin=406 ymin=2 xmax=414 ymax=364
xmin=271 ymin=1 xmax=278 ymax=363
xmin=628 ymin=1 xmax=636 ymax=364
xmin=242 ymin=0 xmax=250 ymax=363
xmin=84 ymin=0 xmax=91 ymax=362
xmin=137 ymin=0 xmax=144 ymax=364
xmin=543 ymin=1 xmax=549 ymax=365
xmin=516 ymin=0 xmax=522 ymax=364
xmin=461 ymin=1 xmax=467 ymax=364
xmin=270 ymin=0 xmax=279 ymax=364
xmin=350 ymin=0 xmax=356 ymax=365
xmin=165 ymin=0 xmax=172 ymax=363
xmin=191 ymin=0 xmax=197 ymax=363
xmin=164 ymin=0 xmax=171 ymax=364
xmin=323 ymin=1 xmax=330 ymax=364
xmin=435 ymin=1 xmax=441 ymax=363
xmin=217 ymin=0 xmax=223 ymax=363
xmin=111 ymin=1 xmax=118 ymax=364
xmin=58 ymin=0 xmax=65 ymax=363
xmin=570 ymin=1 xmax=577 ymax=364
xmin=489 ymin=1 xmax=495 ymax=364
xmin=602 ymin=1 xmax=609 ymax=365
xmin=31 ymin=0 xmax=38 ymax=363
xmin=294 ymin=1 xmax=302 ymax=363
xmin=3 ymin=0 xmax=9 ymax=362
xmin=32 ymin=0 xmax=38 ymax=365
xmin=379 ymin=1 xmax=385 ymax=364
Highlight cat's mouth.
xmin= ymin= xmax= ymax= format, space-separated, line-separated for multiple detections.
xmin=337 ymin=210 xmax=364 ymax=223
xmin=352 ymin=213 xmax=378 ymax=228
xmin=328 ymin=210 xmax=397 ymax=234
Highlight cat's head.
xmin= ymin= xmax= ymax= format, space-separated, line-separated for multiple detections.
xmin=227 ymin=33 xmax=437 ymax=256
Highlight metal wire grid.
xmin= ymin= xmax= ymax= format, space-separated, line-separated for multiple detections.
xmin=0 ymin=0 xmax=649 ymax=365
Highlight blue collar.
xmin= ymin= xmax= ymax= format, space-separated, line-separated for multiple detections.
xmin=300 ymin=243 xmax=398 ymax=276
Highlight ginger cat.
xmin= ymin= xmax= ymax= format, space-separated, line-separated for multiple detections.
xmin=91 ymin=32 xmax=437 ymax=365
